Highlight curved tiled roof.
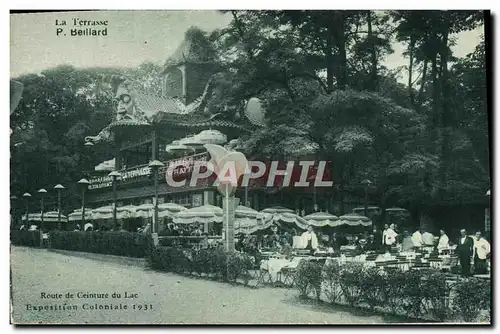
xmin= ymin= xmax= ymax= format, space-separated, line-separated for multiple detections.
xmin=134 ymin=92 xmax=191 ymax=120
xmin=175 ymin=119 xmax=251 ymax=131
xmin=109 ymin=119 xmax=150 ymax=129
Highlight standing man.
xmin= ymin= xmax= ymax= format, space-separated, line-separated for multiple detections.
xmin=301 ymin=225 xmax=319 ymax=254
xmin=381 ymin=224 xmax=389 ymax=250
xmin=372 ymin=226 xmax=383 ymax=249
xmin=457 ymin=229 xmax=474 ymax=276
xmin=473 ymin=230 xmax=490 ymax=275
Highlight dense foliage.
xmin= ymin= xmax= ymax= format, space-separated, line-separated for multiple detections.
xmin=10 ymin=63 xmax=163 ymax=212
xmin=48 ymin=231 xmax=150 ymax=258
xmin=10 ymin=11 xmax=489 ymax=229
xmin=148 ymin=246 xmax=255 ymax=284
xmin=10 ymin=230 xmax=41 ymax=247
xmin=295 ymin=261 xmax=490 ymax=322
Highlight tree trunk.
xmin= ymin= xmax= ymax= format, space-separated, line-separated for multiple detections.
xmin=367 ymin=11 xmax=378 ymax=91
xmin=408 ymin=37 xmax=415 ymax=105
xmin=417 ymin=59 xmax=428 ymax=107
xmin=438 ymin=17 xmax=451 ymax=187
xmin=431 ymin=55 xmax=440 ymax=125
xmin=326 ymin=26 xmax=334 ymax=93
xmin=339 ymin=164 xmax=345 ymax=215
xmin=335 ymin=12 xmax=347 ymax=90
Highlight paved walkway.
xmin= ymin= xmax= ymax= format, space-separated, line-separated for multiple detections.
xmin=10 ymin=246 xmax=395 ymax=324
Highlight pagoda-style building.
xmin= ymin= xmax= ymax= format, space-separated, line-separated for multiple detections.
xmin=84 ymin=28 xmax=265 ymax=217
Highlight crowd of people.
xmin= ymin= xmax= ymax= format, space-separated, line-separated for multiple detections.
xmin=24 ymin=217 xmax=491 ymax=276
xmin=232 ymin=223 xmax=491 ymax=276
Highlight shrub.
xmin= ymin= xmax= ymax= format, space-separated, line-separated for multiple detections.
xmin=381 ymin=268 xmax=408 ymax=314
xmin=191 ymin=249 xmax=212 ymax=276
xmin=11 ymin=230 xmax=41 ymax=247
xmin=147 ymin=246 xmax=254 ymax=285
xmin=320 ymin=263 xmax=459 ymax=321
xmin=420 ymin=271 xmax=451 ymax=321
xmin=322 ymin=261 xmax=343 ymax=304
xmin=452 ymin=277 xmax=491 ymax=322
xmin=227 ymin=252 xmax=253 ymax=284
xmin=295 ymin=260 xmax=323 ymax=300
xmin=48 ymin=231 xmax=149 ymax=258
xmin=338 ymin=263 xmax=365 ymax=306
xmin=400 ymin=269 xmax=426 ymax=318
xmin=358 ymin=267 xmax=385 ymax=310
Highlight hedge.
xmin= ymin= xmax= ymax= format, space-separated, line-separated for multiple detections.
xmin=148 ymin=246 xmax=255 ymax=285
xmin=48 ymin=231 xmax=150 ymax=258
xmin=11 ymin=230 xmax=41 ymax=247
xmin=295 ymin=260 xmax=491 ymax=323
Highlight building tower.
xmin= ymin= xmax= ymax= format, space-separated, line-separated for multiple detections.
xmin=162 ymin=27 xmax=220 ymax=105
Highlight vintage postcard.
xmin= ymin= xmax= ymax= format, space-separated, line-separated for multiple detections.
xmin=10 ymin=10 xmax=491 ymax=325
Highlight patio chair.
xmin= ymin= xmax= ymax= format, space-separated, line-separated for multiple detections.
xmin=280 ymin=266 xmax=297 ymax=287
xmin=255 ymin=267 xmax=273 ymax=287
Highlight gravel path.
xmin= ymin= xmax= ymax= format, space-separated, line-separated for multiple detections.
xmin=10 ymin=246 xmax=393 ymax=324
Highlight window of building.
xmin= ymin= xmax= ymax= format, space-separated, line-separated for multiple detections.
xmin=164 ymin=68 xmax=183 ymax=98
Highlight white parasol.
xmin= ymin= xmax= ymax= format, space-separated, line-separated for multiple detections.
xmin=136 ymin=203 xmax=154 ymax=218
xmin=195 ymin=129 xmax=227 ymax=145
xmin=92 ymin=205 xmax=114 ymax=220
xmin=303 ymin=211 xmax=339 ymax=227
xmin=261 ymin=206 xmax=295 ymax=214
xmin=337 ymin=214 xmax=372 ymax=226
xmin=158 ymin=202 xmax=187 ymax=218
xmin=173 ymin=204 xmax=223 ymax=225
xmin=68 ymin=208 xmax=93 ymax=222
xmin=116 ymin=205 xmax=137 ymax=219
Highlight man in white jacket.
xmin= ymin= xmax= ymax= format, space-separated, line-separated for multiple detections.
xmin=301 ymin=225 xmax=319 ymax=254
xmin=382 ymin=224 xmax=397 ymax=252
xmin=437 ymin=229 xmax=450 ymax=252
xmin=473 ymin=230 xmax=490 ymax=275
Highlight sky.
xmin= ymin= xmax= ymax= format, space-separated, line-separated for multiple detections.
xmin=10 ymin=10 xmax=484 ymax=82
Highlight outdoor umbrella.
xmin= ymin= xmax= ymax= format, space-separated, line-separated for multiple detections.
xmin=165 ymin=140 xmax=194 ymax=153
xmin=136 ymin=203 xmax=154 ymax=218
xmin=337 ymin=214 xmax=372 ymax=227
xmin=158 ymin=202 xmax=187 ymax=218
xmin=385 ymin=207 xmax=410 ymax=215
xmin=261 ymin=207 xmax=309 ymax=231
xmin=92 ymin=205 xmax=114 ymax=220
xmin=352 ymin=206 xmax=382 ymax=215
xmin=21 ymin=213 xmax=41 ymax=222
xmin=303 ymin=211 xmax=339 ymax=227
xmin=22 ymin=211 xmax=68 ymax=223
xmin=194 ymin=129 xmax=227 ymax=145
xmin=173 ymin=204 xmax=223 ymax=225
xmin=68 ymin=208 xmax=93 ymax=222
xmin=95 ymin=158 xmax=115 ymax=172
xmin=178 ymin=136 xmax=204 ymax=147
xmin=234 ymin=205 xmax=274 ymax=235
xmin=261 ymin=206 xmax=295 ymax=214
xmin=116 ymin=205 xmax=137 ymax=220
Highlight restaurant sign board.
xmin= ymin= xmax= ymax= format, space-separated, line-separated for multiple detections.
xmin=89 ymin=153 xmax=210 ymax=190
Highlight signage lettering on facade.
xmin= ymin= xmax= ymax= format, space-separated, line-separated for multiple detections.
xmin=164 ymin=153 xmax=209 ymax=177
xmin=89 ymin=153 xmax=210 ymax=190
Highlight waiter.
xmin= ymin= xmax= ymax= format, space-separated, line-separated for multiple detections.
xmin=382 ymin=224 xmax=397 ymax=252
xmin=456 ymin=229 xmax=474 ymax=276
xmin=301 ymin=225 xmax=319 ymax=254
xmin=473 ymin=230 xmax=490 ymax=275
